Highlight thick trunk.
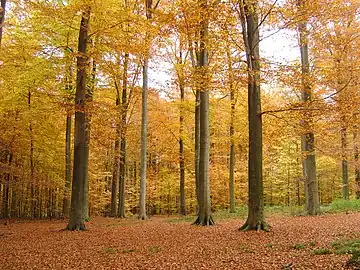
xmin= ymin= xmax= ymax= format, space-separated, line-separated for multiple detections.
xmin=298 ymin=0 xmax=320 ymax=216
xmin=194 ymin=0 xmax=214 ymax=226
xmin=0 ymin=0 xmax=7 ymax=47
xmin=239 ymin=0 xmax=268 ymax=231
xmin=118 ymin=53 xmax=129 ymax=218
xmin=139 ymin=59 xmax=148 ymax=220
xmin=63 ymin=114 xmax=72 ymax=217
xmin=227 ymin=47 xmax=236 ymax=213
xmin=67 ymin=8 xmax=90 ymax=230
xmin=341 ymin=124 xmax=349 ymax=200
xmin=195 ymin=90 xmax=200 ymax=213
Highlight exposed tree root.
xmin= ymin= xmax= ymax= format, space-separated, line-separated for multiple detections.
xmin=138 ymin=214 xmax=148 ymax=220
xmin=193 ymin=215 xmax=215 ymax=226
xmin=66 ymin=223 xmax=86 ymax=231
xmin=239 ymin=220 xmax=270 ymax=232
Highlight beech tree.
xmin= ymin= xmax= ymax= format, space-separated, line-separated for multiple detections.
xmin=67 ymin=7 xmax=91 ymax=230
xmin=238 ymin=0 xmax=268 ymax=231
xmin=297 ymin=0 xmax=320 ymax=215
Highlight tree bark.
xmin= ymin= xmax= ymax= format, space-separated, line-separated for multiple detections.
xmin=139 ymin=58 xmax=148 ymax=220
xmin=63 ymin=113 xmax=72 ymax=217
xmin=194 ymin=0 xmax=214 ymax=226
xmin=67 ymin=8 xmax=91 ymax=230
xmin=118 ymin=53 xmax=129 ymax=218
xmin=239 ymin=0 xmax=268 ymax=231
xmin=0 ymin=0 xmax=7 ymax=47
xmin=297 ymin=0 xmax=320 ymax=215
xmin=111 ymin=90 xmax=120 ymax=217
xmin=341 ymin=123 xmax=349 ymax=200
xmin=353 ymin=123 xmax=360 ymax=199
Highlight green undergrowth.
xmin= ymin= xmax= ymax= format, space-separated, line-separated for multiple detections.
xmin=321 ymin=199 xmax=360 ymax=213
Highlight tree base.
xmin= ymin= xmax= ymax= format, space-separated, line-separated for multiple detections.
xmin=66 ymin=223 xmax=86 ymax=231
xmin=239 ymin=220 xmax=270 ymax=232
xmin=138 ymin=214 xmax=148 ymax=220
xmin=193 ymin=215 xmax=215 ymax=226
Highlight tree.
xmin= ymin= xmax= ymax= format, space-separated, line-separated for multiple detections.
xmin=194 ymin=0 xmax=214 ymax=226
xmin=297 ymin=0 xmax=320 ymax=215
xmin=67 ymin=7 xmax=91 ymax=230
xmin=239 ymin=0 xmax=268 ymax=231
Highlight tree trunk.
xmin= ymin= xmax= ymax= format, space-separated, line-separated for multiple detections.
xmin=178 ymin=50 xmax=186 ymax=216
xmin=341 ymin=123 xmax=349 ymax=200
xmin=139 ymin=59 xmax=148 ymax=220
xmin=67 ymin=8 xmax=91 ymax=231
xmin=0 ymin=0 xmax=7 ymax=47
xmin=353 ymin=124 xmax=360 ymax=199
xmin=297 ymin=0 xmax=320 ymax=216
xmin=195 ymin=90 xmax=200 ymax=214
xmin=239 ymin=0 xmax=268 ymax=231
xmin=194 ymin=0 xmax=214 ymax=226
xmin=111 ymin=94 xmax=120 ymax=217
xmin=118 ymin=53 xmax=129 ymax=218
xmin=63 ymin=113 xmax=72 ymax=217
xmin=2 ymin=152 xmax=11 ymax=218
xmin=28 ymin=90 xmax=37 ymax=218
xmin=227 ymin=47 xmax=236 ymax=213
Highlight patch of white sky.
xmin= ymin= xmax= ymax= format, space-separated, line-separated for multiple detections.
xmin=148 ymin=26 xmax=301 ymax=98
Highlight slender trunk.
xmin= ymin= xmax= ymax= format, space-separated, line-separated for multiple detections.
xmin=194 ymin=0 xmax=214 ymax=226
xmin=67 ymin=8 xmax=91 ymax=230
xmin=111 ymin=96 xmax=120 ymax=217
xmin=0 ymin=0 xmax=7 ymax=47
xmin=2 ymin=153 xmax=11 ymax=218
xmin=227 ymin=47 xmax=236 ymax=213
xmin=28 ymin=91 xmax=37 ymax=218
xmin=341 ymin=123 xmax=349 ymax=200
xmin=63 ymin=114 xmax=72 ymax=217
xmin=139 ymin=59 xmax=148 ymax=220
xmin=298 ymin=0 xmax=320 ymax=215
xmin=118 ymin=53 xmax=129 ymax=218
xmin=178 ymin=51 xmax=186 ymax=216
xmin=195 ymin=90 xmax=200 ymax=213
xmin=239 ymin=0 xmax=268 ymax=231
xmin=353 ymin=122 xmax=360 ymax=199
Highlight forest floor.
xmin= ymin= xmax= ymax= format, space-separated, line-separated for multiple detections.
xmin=0 ymin=212 xmax=359 ymax=270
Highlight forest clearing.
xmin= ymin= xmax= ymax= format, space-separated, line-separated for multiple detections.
xmin=1 ymin=211 xmax=360 ymax=270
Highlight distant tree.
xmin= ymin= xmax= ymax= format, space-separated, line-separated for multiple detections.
xmin=0 ymin=0 xmax=6 ymax=46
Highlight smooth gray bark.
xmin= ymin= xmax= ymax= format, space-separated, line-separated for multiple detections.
xmin=63 ymin=114 xmax=72 ymax=217
xmin=194 ymin=0 xmax=214 ymax=226
xmin=341 ymin=123 xmax=349 ymax=200
xmin=139 ymin=59 xmax=148 ymax=220
xmin=354 ymin=127 xmax=360 ymax=199
xmin=111 ymin=91 xmax=120 ymax=217
xmin=297 ymin=0 xmax=320 ymax=215
xmin=67 ymin=8 xmax=91 ymax=230
xmin=118 ymin=53 xmax=129 ymax=218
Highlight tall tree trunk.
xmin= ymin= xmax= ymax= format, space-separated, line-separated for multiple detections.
xmin=62 ymin=113 xmax=72 ymax=217
xmin=297 ymin=0 xmax=320 ymax=215
xmin=111 ymin=92 xmax=120 ymax=217
xmin=178 ymin=50 xmax=186 ymax=216
xmin=353 ymin=122 xmax=360 ymax=199
xmin=2 ymin=152 xmax=11 ymax=218
xmin=341 ymin=123 xmax=349 ymax=200
xmin=82 ymin=44 xmax=96 ymax=220
xmin=239 ymin=0 xmax=268 ymax=231
xmin=67 ymin=8 xmax=91 ymax=230
xmin=0 ymin=0 xmax=6 ymax=47
xmin=139 ymin=58 xmax=148 ymax=220
xmin=194 ymin=0 xmax=214 ymax=226
xmin=118 ymin=53 xmax=129 ymax=218
xmin=227 ymin=47 xmax=236 ymax=213
xmin=195 ymin=90 xmax=200 ymax=213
